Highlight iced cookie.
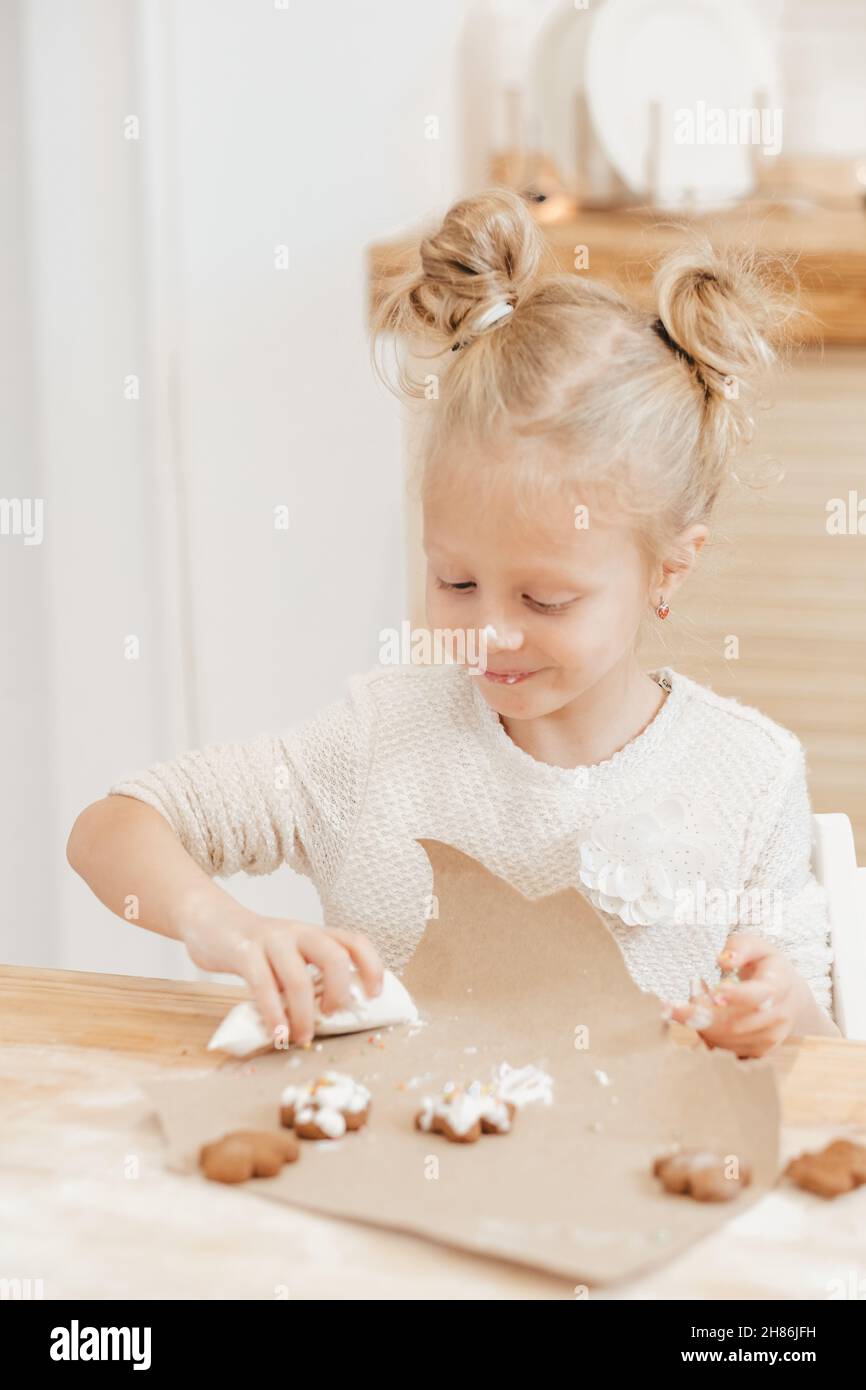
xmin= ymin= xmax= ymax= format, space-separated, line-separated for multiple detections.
xmin=199 ymin=1128 xmax=299 ymax=1184
xmin=785 ymin=1138 xmax=866 ymax=1198
xmin=280 ymin=1071 xmax=371 ymax=1140
xmin=415 ymin=1080 xmax=516 ymax=1144
xmin=653 ymin=1148 xmax=752 ymax=1202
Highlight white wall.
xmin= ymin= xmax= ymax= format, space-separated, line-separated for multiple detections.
xmin=4 ymin=0 xmax=464 ymax=978
xmin=779 ymin=0 xmax=866 ymax=154
xmin=0 ymin=0 xmax=57 ymax=965
xmin=5 ymin=0 xmax=863 ymax=981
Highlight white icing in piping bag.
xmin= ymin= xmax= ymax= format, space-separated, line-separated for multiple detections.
xmin=207 ymin=967 xmax=418 ymax=1057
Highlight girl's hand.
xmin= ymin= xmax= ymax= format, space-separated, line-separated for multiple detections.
xmin=179 ymin=901 xmax=384 ymax=1047
xmin=664 ymin=933 xmax=806 ymax=1058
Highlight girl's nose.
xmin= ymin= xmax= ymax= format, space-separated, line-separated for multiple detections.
xmin=482 ymin=623 xmax=524 ymax=652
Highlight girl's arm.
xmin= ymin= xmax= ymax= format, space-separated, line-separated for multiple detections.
xmin=735 ymin=740 xmax=837 ymax=1024
xmin=68 ymin=683 xmax=383 ymax=1041
xmin=789 ymin=965 xmax=841 ymax=1037
xmin=665 ymin=741 xmax=840 ymax=1053
xmin=68 ymin=792 xmax=239 ymax=946
xmin=67 ymin=793 xmax=382 ymax=1044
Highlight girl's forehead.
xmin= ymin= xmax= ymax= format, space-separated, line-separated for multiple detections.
xmin=424 ymin=487 xmax=633 ymax=565
xmin=425 ymin=442 xmax=616 ymax=524
xmin=422 ymin=438 xmax=643 ymax=570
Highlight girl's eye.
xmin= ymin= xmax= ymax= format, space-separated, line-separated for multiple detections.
xmin=525 ymin=595 xmax=578 ymax=613
xmin=434 ymin=577 xmax=577 ymax=612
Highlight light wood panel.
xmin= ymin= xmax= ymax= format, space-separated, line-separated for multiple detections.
xmin=0 ymin=962 xmax=243 ymax=1066
xmin=636 ymin=347 xmax=866 ymax=859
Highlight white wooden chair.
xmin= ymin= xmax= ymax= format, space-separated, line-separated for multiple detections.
xmin=812 ymin=813 xmax=866 ymax=1040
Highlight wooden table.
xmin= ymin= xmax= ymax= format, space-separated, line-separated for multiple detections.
xmin=3 ymin=964 xmax=865 ymax=1300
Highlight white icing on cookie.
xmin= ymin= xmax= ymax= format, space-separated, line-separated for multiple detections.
xmin=492 ymin=1062 xmax=554 ymax=1108
xmin=418 ymin=1079 xmax=513 ymax=1136
xmin=282 ymin=1070 xmax=370 ymax=1138
xmin=295 ymin=1105 xmax=346 ymax=1139
xmin=667 ymin=1150 xmax=721 ymax=1171
xmin=479 ymin=1098 xmax=512 ymax=1132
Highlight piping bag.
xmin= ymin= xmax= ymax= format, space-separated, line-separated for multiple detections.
xmin=207 ymin=967 xmax=419 ymax=1058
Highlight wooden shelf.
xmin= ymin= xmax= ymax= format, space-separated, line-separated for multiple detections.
xmin=369 ymin=201 xmax=866 ymax=344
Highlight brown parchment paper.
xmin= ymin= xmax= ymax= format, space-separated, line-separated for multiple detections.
xmin=143 ymin=840 xmax=781 ymax=1285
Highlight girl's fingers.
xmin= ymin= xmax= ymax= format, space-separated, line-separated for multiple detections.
xmin=266 ymin=943 xmax=317 ymax=1046
xmin=668 ymin=998 xmax=718 ymax=1031
xmin=686 ymin=1002 xmax=718 ymax=1031
xmin=663 ymin=982 xmax=788 ymax=1055
xmin=726 ymin=1007 xmax=786 ymax=1039
xmin=713 ymin=980 xmax=776 ymax=1013
xmin=235 ymin=944 xmax=290 ymax=1040
xmin=717 ymin=932 xmax=775 ymax=976
xmin=298 ymin=931 xmax=354 ymax=1015
xmin=730 ymin=1028 xmax=787 ymax=1058
xmin=326 ymin=928 xmax=384 ymax=998
xmin=667 ymin=1001 xmax=700 ymax=1025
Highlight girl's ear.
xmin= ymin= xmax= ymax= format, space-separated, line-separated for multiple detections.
xmin=661 ymin=523 xmax=709 ymax=590
xmin=688 ymin=523 xmax=710 ymax=558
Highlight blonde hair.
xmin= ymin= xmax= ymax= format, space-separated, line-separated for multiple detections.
xmin=371 ymin=186 xmax=798 ymax=579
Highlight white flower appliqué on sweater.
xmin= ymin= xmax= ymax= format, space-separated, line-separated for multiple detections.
xmin=578 ymin=791 xmax=722 ymax=928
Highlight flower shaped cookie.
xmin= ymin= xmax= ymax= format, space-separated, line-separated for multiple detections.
xmin=786 ymin=1139 xmax=866 ymax=1198
xmin=280 ymin=1071 xmax=371 ymax=1140
xmin=199 ymin=1129 xmax=300 ymax=1184
xmin=415 ymin=1080 xmax=516 ymax=1144
xmin=653 ymin=1148 xmax=752 ymax=1202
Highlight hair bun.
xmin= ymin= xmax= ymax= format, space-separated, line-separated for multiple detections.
xmin=377 ymin=186 xmax=543 ymax=360
xmin=652 ymin=239 xmax=789 ymax=403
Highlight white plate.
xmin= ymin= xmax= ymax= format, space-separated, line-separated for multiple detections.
xmin=584 ymin=0 xmax=779 ymax=208
xmin=530 ymin=4 xmax=613 ymax=198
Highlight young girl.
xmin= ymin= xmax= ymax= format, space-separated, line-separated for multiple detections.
xmin=68 ymin=187 xmax=838 ymax=1057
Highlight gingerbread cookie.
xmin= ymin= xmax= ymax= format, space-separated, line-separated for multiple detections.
xmin=653 ymin=1148 xmax=752 ymax=1202
xmin=785 ymin=1138 xmax=866 ymax=1198
xmin=199 ymin=1128 xmax=299 ymax=1184
xmin=415 ymin=1080 xmax=517 ymax=1144
xmin=280 ymin=1071 xmax=371 ymax=1140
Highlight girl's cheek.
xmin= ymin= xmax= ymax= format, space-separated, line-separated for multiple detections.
xmin=553 ymin=616 xmax=614 ymax=670
xmin=426 ymin=592 xmax=464 ymax=627
xmin=426 ymin=596 xmax=483 ymax=649
xmin=424 ymin=580 xmax=448 ymax=616
xmin=545 ymin=608 xmax=589 ymax=650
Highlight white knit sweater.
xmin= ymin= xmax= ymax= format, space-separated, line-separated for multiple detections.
xmin=109 ymin=663 xmax=834 ymax=1016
